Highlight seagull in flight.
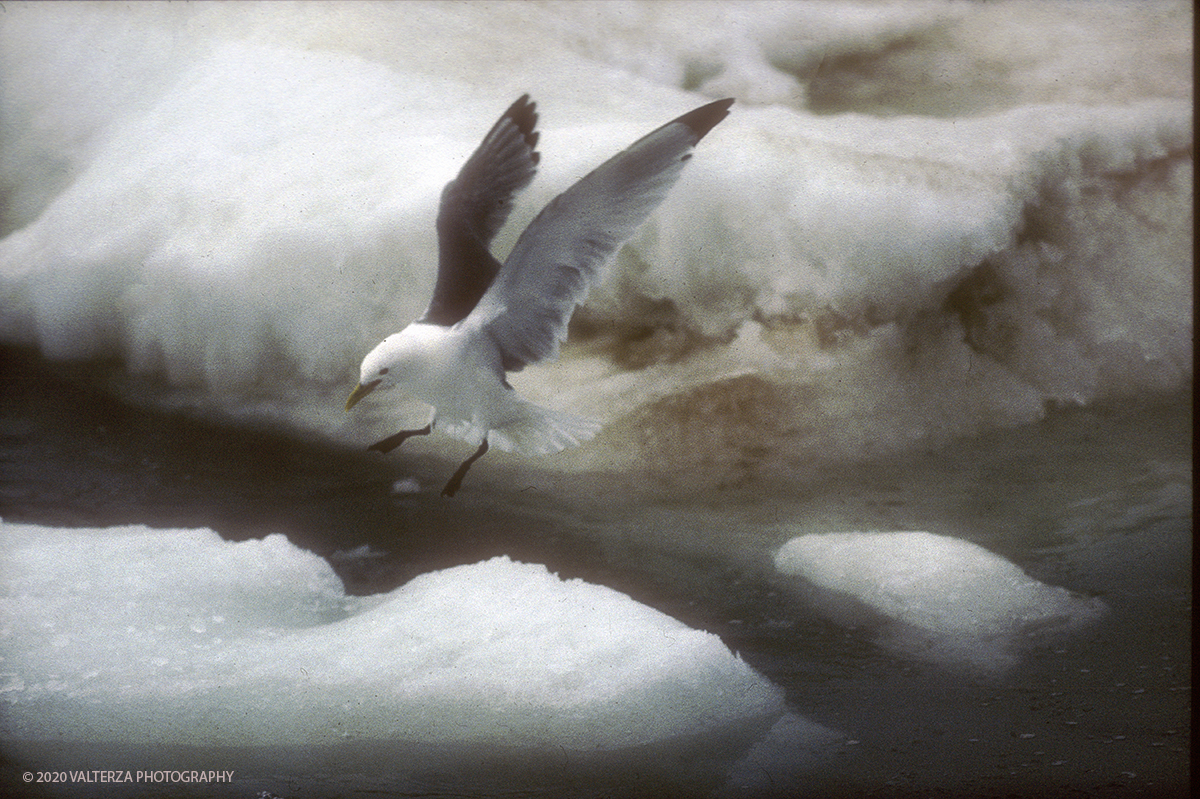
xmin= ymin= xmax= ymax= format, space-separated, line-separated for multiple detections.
xmin=346 ymin=94 xmax=734 ymax=496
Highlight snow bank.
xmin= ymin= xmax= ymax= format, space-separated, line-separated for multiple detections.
xmin=0 ymin=1 xmax=1190 ymax=474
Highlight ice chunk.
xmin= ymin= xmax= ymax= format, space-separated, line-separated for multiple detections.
xmin=715 ymin=712 xmax=844 ymax=798
xmin=774 ymin=530 xmax=1106 ymax=670
xmin=0 ymin=521 xmax=782 ymax=749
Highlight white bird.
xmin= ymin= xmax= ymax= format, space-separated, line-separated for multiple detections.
xmin=346 ymin=94 xmax=733 ymax=496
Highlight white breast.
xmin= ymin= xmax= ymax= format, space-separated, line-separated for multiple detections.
xmin=390 ymin=323 xmax=512 ymax=424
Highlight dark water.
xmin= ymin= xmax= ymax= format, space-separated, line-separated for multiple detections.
xmin=0 ymin=346 xmax=1191 ymax=797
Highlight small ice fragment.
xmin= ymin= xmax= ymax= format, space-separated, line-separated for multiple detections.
xmin=391 ymin=477 xmax=421 ymax=494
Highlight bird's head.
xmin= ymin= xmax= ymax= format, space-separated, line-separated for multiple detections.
xmin=345 ymin=324 xmax=448 ymax=411
xmin=344 ymin=336 xmax=404 ymax=411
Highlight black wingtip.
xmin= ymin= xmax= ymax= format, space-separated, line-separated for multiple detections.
xmin=674 ymin=98 xmax=735 ymax=141
xmin=507 ymin=94 xmax=540 ymax=155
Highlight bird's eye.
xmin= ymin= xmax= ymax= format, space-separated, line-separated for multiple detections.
xmin=379 ymin=368 xmax=389 ymax=375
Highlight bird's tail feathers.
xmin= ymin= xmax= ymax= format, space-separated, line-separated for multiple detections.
xmin=488 ymin=401 xmax=601 ymax=456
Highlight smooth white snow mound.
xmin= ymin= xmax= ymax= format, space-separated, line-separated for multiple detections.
xmin=774 ymin=530 xmax=1106 ymax=669
xmin=0 ymin=521 xmax=782 ymax=749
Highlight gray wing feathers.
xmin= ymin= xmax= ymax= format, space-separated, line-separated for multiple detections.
xmin=469 ymin=98 xmax=733 ymax=371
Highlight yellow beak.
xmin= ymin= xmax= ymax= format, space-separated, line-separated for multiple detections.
xmin=345 ymin=379 xmax=381 ymax=411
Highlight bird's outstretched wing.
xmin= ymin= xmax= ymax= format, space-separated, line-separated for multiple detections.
xmin=420 ymin=95 xmax=541 ymax=327
xmin=466 ymin=98 xmax=734 ymax=371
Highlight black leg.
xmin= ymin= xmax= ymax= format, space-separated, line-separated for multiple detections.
xmin=441 ymin=439 xmax=489 ymax=497
xmin=368 ymin=424 xmax=432 ymax=454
